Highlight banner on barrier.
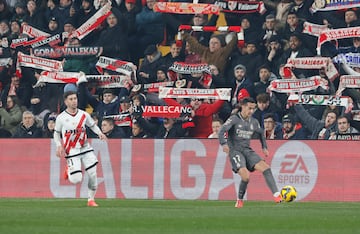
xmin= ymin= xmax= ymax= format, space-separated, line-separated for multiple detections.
xmin=0 ymin=139 xmax=359 ymax=201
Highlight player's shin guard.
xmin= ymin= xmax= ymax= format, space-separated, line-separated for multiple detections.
xmin=263 ymin=168 xmax=278 ymax=194
xmin=238 ymin=180 xmax=248 ymax=200
xmin=86 ymin=166 xmax=98 ymax=201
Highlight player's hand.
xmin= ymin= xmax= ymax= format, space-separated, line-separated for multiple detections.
xmin=56 ymin=146 xmax=66 ymax=158
xmin=98 ymin=133 xmax=107 ymax=141
xmin=222 ymin=145 xmax=229 ymax=154
xmin=263 ymin=148 xmax=269 ymax=157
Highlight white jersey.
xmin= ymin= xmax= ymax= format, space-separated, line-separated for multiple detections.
xmin=55 ymin=109 xmax=96 ymax=156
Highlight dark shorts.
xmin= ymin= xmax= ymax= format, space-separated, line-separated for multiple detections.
xmin=229 ymin=147 xmax=263 ymax=173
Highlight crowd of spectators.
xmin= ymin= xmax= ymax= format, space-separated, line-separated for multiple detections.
xmin=0 ymin=0 xmax=360 ymax=140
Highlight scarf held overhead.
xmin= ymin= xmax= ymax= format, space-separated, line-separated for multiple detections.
xmin=153 ymin=2 xmax=220 ymax=15
xmin=159 ymin=87 xmax=231 ymax=100
xmin=268 ymin=76 xmax=329 ymax=93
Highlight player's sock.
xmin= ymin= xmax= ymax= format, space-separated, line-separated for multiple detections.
xmin=88 ymin=189 xmax=97 ymax=201
xmin=87 ymin=166 xmax=98 ymax=201
xmin=238 ymin=180 xmax=248 ymax=200
xmin=263 ymin=168 xmax=278 ymax=194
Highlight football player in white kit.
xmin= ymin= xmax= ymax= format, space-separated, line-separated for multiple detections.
xmin=54 ymin=90 xmax=107 ymax=207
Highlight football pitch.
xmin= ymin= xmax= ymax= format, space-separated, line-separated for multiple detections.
xmin=0 ymin=199 xmax=359 ymax=234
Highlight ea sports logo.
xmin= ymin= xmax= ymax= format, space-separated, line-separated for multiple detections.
xmin=271 ymin=141 xmax=318 ymax=201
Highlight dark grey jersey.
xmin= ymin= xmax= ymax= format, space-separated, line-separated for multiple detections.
xmin=218 ymin=113 xmax=267 ymax=151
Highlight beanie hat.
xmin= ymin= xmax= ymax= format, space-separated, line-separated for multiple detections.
xmin=234 ymin=64 xmax=247 ymax=73
xmin=63 ymin=83 xmax=78 ymax=93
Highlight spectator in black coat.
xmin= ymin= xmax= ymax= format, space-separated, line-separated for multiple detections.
xmin=24 ymin=0 xmax=46 ymax=30
xmin=96 ymin=7 xmax=129 ymax=60
xmin=12 ymin=110 xmax=42 ymax=138
xmin=101 ymin=118 xmax=126 ymax=138
xmin=138 ymin=44 xmax=164 ymax=84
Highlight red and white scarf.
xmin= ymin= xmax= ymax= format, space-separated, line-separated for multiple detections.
xmin=159 ymin=87 xmax=231 ymax=100
xmin=302 ymin=22 xmax=329 ymax=37
xmin=153 ymin=2 xmax=220 ymax=15
xmin=132 ymin=81 xmax=175 ymax=93
xmin=22 ymin=24 xmax=51 ymax=38
xmin=16 ymin=52 xmax=63 ymax=77
xmin=34 ymin=72 xmax=133 ymax=89
xmin=69 ymin=1 xmax=112 ymax=40
xmin=96 ymin=56 xmax=136 ymax=77
xmin=177 ymin=25 xmax=244 ymax=48
xmin=317 ymin=27 xmax=360 ymax=55
xmin=284 ymin=57 xmax=339 ymax=81
xmin=33 ymin=71 xmax=85 ymax=87
xmin=268 ymin=76 xmax=329 ymax=93
xmin=168 ymin=62 xmax=212 ymax=88
xmin=214 ymin=0 xmax=266 ymax=14
xmin=25 ymin=34 xmax=62 ymax=48
xmin=336 ymin=75 xmax=360 ymax=96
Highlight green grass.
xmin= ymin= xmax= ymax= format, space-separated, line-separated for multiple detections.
xmin=0 ymin=199 xmax=360 ymax=234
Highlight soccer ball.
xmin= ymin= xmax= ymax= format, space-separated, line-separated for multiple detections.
xmin=280 ymin=185 xmax=297 ymax=202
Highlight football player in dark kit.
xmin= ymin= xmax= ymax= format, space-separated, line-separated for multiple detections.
xmin=218 ymin=97 xmax=282 ymax=208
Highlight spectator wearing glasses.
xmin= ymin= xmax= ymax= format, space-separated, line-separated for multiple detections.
xmin=263 ymin=113 xmax=282 ymax=140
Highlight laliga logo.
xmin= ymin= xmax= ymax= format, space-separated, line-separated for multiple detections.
xmin=271 ymin=141 xmax=318 ymax=201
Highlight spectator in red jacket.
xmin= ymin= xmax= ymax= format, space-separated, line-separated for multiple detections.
xmin=163 ymin=98 xmax=224 ymax=138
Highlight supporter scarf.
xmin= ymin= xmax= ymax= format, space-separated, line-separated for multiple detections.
xmin=317 ymin=27 xmax=360 ymax=55
xmin=331 ymin=134 xmax=360 ymax=141
xmin=69 ymin=1 xmax=112 ymax=40
xmin=21 ymin=24 xmax=51 ymax=38
xmin=0 ymin=58 xmax=12 ymax=67
xmin=268 ymin=76 xmax=329 ymax=93
xmin=285 ymin=57 xmax=339 ymax=81
xmin=10 ymin=37 xmax=28 ymax=49
xmin=336 ymin=75 xmax=360 ymax=95
xmin=33 ymin=71 xmax=86 ymax=87
xmin=12 ymin=25 xmax=55 ymax=49
xmin=34 ymin=72 xmax=133 ymax=89
xmin=25 ymin=34 xmax=62 ymax=48
xmin=16 ymin=52 xmax=63 ymax=77
xmin=287 ymin=93 xmax=350 ymax=108
xmin=153 ymin=2 xmax=220 ymax=15
xmin=33 ymin=46 xmax=101 ymax=58
xmin=333 ymin=53 xmax=360 ymax=68
xmin=302 ymin=22 xmax=329 ymax=37
xmin=310 ymin=0 xmax=360 ymax=13
xmin=96 ymin=56 xmax=136 ymax=77
xmin=104 ymin=113 xmax=131 ymax=127
xmin=86 ymin=75 xmax=133 ymax=88
xmin=177 ymin=25 xmax=244 ymax=48
xmin=140 ymin=105 xmax=193 ymax=118
xmin=167 ymin=62 xmax=213 ymax=87
xmin=132 ymin=81 xmax=175 ymax=93
xmin=214 ymin=0 xmax=266 ymax=14
xmin=159 ymin=87 xmax=231 ymax=100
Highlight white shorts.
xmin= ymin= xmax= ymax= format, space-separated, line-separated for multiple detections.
xmin=66 ymin=151 xmax=98 ymax=174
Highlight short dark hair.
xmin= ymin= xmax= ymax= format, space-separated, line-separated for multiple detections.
xmin=263 ymin=113 xmax=275 ymax=121
xmin=102 ymin=117 xmax=115 ymax=126
xmin=63 ymin=90 xmax=77 ymax=99
xmin=256 ymin=93 xmax=270 ymax=103
xmin=240 ymin=97 xmax=256 ymax=105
